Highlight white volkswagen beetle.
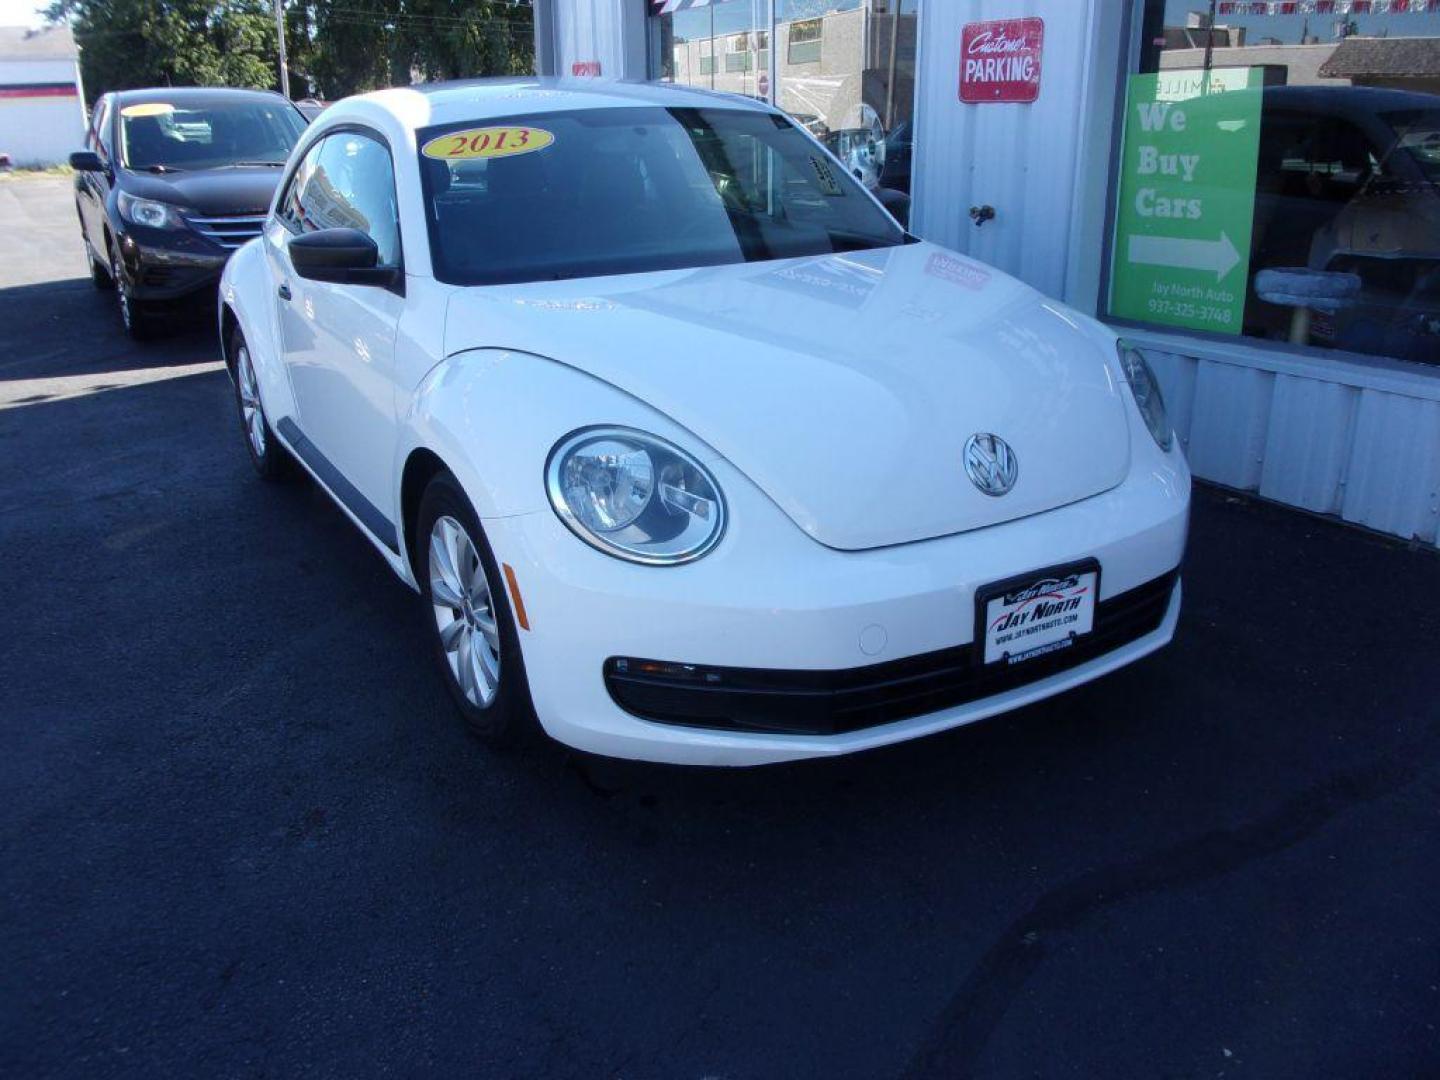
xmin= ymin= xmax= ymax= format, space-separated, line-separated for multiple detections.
xmin=220 ymin=78 xmax=1190 ymax=766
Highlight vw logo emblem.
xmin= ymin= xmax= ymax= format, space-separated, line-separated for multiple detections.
xmin=963 ymin=433 xmax=1018 ymax=496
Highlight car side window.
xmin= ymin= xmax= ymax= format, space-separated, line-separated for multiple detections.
xmin=88 ymin=97 xmax=110 ymax=160
xmin=283 ymin=131 xmax=402 ymax=269
xmin=277 ymin=138 xmax=323 ymax=232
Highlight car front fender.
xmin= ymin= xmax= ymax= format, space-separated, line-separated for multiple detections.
xmin=219 ymin=238 xmax=294 ymax=422
xmin=394 ymin=346 xmax=722 ymax=561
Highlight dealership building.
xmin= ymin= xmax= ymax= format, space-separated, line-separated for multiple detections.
xmin=0 ymin=24 xmax=84 ymax=168
xmin=534 ymin=0 xmax=1440 ymax=549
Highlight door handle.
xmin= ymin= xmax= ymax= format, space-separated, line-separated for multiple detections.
xmin=278 ymin=283 xmax=292 ymax=301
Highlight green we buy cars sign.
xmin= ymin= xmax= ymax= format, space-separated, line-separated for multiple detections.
xmin=1110 ymin=69 xmax=1264 ymax=335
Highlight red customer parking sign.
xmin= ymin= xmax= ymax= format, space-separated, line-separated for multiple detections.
xmin=960 ymin=18 xmax=1044 ymax=104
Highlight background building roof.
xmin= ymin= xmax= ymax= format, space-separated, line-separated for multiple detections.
xmin=1318 ymin=36 xmax=1440 ymax=79
xmin=0 ymin=24 xmax=76 ymax=62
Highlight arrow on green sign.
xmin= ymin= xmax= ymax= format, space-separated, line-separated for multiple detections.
xmin=1127 ymin=232 xmax=1240 ymax=283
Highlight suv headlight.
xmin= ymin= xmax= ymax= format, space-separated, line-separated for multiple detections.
xmin=117 ymin=191 xmax=185 ymax=229
xmin=546 ymin=427 xmax=726 ymax=565
xmin=1118 ymin=343 xmax=1173 ymax=451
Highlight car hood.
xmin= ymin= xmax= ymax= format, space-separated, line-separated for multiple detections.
xmin=120 ymin=167 xmax=280 ymax=216
xmin=444 ymin=242 xmax=1132 ymax=551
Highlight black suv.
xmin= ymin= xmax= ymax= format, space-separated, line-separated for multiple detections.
xmin=71 ymin=87 xmax=308 ymax=339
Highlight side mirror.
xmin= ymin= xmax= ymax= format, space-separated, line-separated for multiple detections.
xmin=288 ymin=228 xmax=401 ymax=290
xmin=69 ymin=150 xmax=104 ymax=172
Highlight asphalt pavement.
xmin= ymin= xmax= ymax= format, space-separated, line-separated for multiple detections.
xmin=3 ymin=176 xmax=1439 ymax=1079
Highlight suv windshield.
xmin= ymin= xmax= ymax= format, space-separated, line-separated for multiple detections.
xmin=119 ymin=100 xmax=306 ymax=172
xmin=417 ymin=106 xmax=908 ymax=286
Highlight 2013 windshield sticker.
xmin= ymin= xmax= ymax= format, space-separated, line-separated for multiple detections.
xmin=421 ymin=126 xmax=554 ymax=161
xmin=120 ymin=103 xmax=175 ymax=118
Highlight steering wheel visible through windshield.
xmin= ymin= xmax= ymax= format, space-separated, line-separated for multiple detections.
xmin=119 ymin=101 xmax=307 ymax=173
xmin=417 ymin=106 xmax=910 ymax=286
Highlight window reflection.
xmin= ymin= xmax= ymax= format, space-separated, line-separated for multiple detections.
xmin=1114 ymin=1 xmax=1440 ymax=364
xmin=650 ymin=1 xmax=919 ymax=223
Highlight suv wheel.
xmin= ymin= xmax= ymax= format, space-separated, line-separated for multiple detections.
xmin=110 ymin=236 xmax=156 ymax=340
xmin=84 ymin=236 xmax=113 ymax=290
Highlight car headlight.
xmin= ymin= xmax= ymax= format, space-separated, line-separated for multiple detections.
xmin=1118 ymin=343 xmax=1173 ymax=451
xmin=546 ymin=427 xmax=726 ymax=565
xmin=117 ymin=191 xmax=185 ymax=229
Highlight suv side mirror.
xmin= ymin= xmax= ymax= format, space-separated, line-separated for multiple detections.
xmin=288 ymin=228 xmax=402 ymax=291
xmin=69 ymin=150 xmax=104 ymax=172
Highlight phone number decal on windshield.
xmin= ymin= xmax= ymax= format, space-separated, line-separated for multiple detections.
xmin=420 ymin=126 xmax=554 ymax=161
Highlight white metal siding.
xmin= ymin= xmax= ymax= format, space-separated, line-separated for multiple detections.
xmin=553 ymin=2 xmax=647 ymax=80
xmin=1146 ymin=348 xmax=1440 ymax=546
xmin=909 ymin=0 xmax=1123 ymax=310
xmin=0 ymin=58 xmax=84 ymax=168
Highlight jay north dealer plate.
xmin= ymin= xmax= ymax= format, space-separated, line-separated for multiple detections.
xmin=977 ymin=561 xmax=1099 ymax=666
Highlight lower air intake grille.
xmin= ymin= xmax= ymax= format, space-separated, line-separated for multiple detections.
xmin=605 ymin=570 xmax=1179 ymax=736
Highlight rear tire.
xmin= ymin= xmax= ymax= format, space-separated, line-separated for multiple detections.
xmin=416 ymin=471 xmax=537 ymax=746
xmin=230 ymin=326 xmax=289 ymax=481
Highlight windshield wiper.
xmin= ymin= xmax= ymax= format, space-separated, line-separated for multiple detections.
xmin=142 ymin=164 xmax=184 ymax=174
xmin=229 ymin=160 xmax=285 ymax=168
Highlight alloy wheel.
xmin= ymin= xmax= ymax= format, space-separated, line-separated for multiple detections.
xmin=111 ymin=242 xmax=132 ymax=330
xmin=429 ymin=515 xmax=502 ymax=708
xmin=236 ymin=345 xmax=265 ymax=458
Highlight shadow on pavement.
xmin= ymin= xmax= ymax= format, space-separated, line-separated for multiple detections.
xmin=0 ymin=276 xmax=217 ymax=383
xmin=6 ymin=176 xmax=1440 ymax=1077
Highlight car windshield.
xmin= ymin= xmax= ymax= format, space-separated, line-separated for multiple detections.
xmin=119 ymin=100 xmax=306 ymax=172
xmin=417 ymin=106 xmax=909 ymax=286
xmin=1384 ymin=109 xmax=1440 ymax=181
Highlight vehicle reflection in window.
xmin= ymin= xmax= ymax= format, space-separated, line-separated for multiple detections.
xmin=649 ymin=0 xmax=920 ymax=225
xmin=1249 ymin=89 xmax=1440 ymax=363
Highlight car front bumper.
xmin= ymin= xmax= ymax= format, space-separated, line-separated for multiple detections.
xmin=116 ymin=232 xmax=230 ymax=302
xmin=481 ymin=443 xmax=1191 ymax=767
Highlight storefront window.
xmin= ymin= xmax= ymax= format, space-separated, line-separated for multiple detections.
xmin=649 ymin=1 xmax=919 ymax=219
xmin=1109 ymin=0 xmax=1440 ymax=365
xmin=787 ymin=18 xmax=823 ymax=64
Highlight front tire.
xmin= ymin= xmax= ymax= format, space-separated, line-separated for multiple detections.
xmin=230 ymin=326 xmax=288 ymax=480
xmin=110 ymin=235 xmax=156 ymax=340
xmin=416 ymin=471 xmax=536 ymax=745
xmin=84 ymin=234 xmax=113 ymax=290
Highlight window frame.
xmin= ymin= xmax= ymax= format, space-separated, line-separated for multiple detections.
xmin=274 ymin=122 xmax=406 ymax=284
xmin=87 ymin=95 xmax=111 ymax=160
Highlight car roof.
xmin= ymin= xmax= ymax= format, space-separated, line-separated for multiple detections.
xmin=333 ymin=77 xmax=776 ymax=133
xmin=1261 ymin=83 xmax=1439 ymax=114
xmin=110 ymin=86 xmax=295 ymax=108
